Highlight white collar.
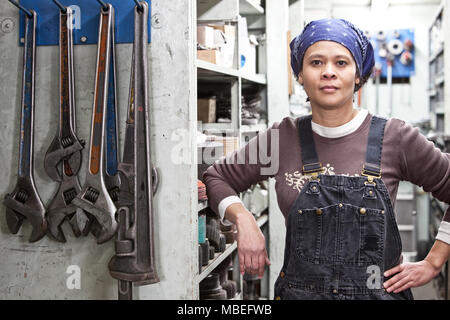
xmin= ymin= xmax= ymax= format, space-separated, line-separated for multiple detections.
xmin=311 ymin=109 xmax=368 ymax=138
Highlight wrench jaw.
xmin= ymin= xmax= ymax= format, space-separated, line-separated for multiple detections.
xmin=72 ymin=178 xmax=118 ymax=244
xmin=3 ymin=178 xmax=47 ymax=243
xmin=81 ymin=185 xmax=120 ymax=241
xmin=5 ymin=207 xmax=25 ymax=235
xmin=44 ymin=136 xmax=84 ymax=182
xmin=46 ymin=176 xmax=82 ymax=242
xmin=108 ymin=207 xmax=159 ymax=284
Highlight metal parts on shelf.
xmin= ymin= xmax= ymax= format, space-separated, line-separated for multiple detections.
xmin=200 ymin=256 xmax=238 ymax=300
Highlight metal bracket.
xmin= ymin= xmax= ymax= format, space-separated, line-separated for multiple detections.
xmin=18 ymin=0 xmax=151 ymax=46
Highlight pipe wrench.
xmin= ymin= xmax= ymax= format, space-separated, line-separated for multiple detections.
xmin=72 ymin=3 xmax=120 ymax=244
xmin=45 ymin=6 xmax=84 ymax=242
xmin=108 ymin=1 xmax=160 ymax=300
xmin=3 ymin=10 xmax=47 ymax=243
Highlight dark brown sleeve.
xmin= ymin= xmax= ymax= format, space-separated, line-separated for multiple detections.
xmin=398 ymin=121 xmax=450 ymax=224
xmin=203 ymin=123 xmax=281 ymax=216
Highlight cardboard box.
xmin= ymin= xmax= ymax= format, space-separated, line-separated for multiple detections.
xmin=198 ymin=98 xmax=216 ymax=123
xmin=197 ymin=49 xmax=220 ymax=64
xmin=217 ymin=25 xmax=236 ymax=68
xmin=197 ymin=25 xmax=215 ymax=48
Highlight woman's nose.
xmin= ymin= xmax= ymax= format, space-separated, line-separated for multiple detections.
xmin=321 ymin=63 xmax=337 ymax=79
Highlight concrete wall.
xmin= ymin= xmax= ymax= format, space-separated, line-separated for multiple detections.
xmin=0 ymin=0 xmax=198 ymax=299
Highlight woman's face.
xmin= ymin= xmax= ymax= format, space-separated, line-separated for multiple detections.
xmin=298 ymin=40 xmax=360 ymax=110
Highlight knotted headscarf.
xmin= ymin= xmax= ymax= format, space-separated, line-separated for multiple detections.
xmin=290 ymin=18 xmax=375 ymax=83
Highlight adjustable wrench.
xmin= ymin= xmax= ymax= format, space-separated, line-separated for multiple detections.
xmin=72 ymin=4 xmax=118 ymax=244
xmin=82 ymin=12 xmax=121 ymax=239
xmin=108 ymin=1 xmax=160 ymax=300
xmin=3 ymin=10 xmax=47 ymax=243
xmin=46 ymin=6 xmax=83 ymax=242
xmin=44 ymin=4 xmax=84 ymax=183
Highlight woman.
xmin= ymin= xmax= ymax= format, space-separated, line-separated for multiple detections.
xmin=203 ymin=18 xmax=450 ymax=300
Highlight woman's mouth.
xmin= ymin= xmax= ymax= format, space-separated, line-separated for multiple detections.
xmin=320 ymin=86 xmax=338 ymax=93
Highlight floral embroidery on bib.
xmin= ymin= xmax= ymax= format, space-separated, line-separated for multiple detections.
xmin=285 ymin=163 xmax=360 ymax=193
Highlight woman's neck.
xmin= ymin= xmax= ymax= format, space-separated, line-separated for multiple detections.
xmin=311 ymin=105 xmax=358 ymax=128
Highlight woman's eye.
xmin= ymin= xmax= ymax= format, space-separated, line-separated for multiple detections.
xmin=337 ymin=60 xmax=347 ymax=66
xmin=311 ymin=60 xmax=322 ymax=65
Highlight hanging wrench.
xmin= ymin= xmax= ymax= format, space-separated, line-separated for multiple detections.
xmin=82 ymin=5 xmax=121 ymax=239
xmin=109 ymin=1 xmax=160 ymax=300
xmin=46 ymin=5 xmax=84 ymax=242
xmin=43 ymin=8 xmax=85 ymax=182
xmin=72 ymin=3 xmax=118 ymax=244
xmin=3 ymin=9 xmax=47 ymax=243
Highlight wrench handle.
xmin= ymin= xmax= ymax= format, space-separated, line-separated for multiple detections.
xmin=89 ymin=8 xmax=112 ymax=175
xmin=59 ymin=9 xmax=76 ymax=141
xmin=105 ymin=26 xmax=119 ymax=177
xmin=121 ymin=47 xmax=135 ymax=166
xmin=18 ymin=11 xmax=36 ymax=178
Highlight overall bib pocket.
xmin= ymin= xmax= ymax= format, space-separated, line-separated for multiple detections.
xmin=295 ymin=204 xmax=339 ymax=264
xmin=339 ymin=204 xmax=385 ymax=265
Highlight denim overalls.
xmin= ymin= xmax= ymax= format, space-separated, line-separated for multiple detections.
xmin=274 ymin=115 xmax=414 ymax=300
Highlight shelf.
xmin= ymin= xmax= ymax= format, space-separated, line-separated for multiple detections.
xmin=197 ymin=59 xmax=267 ymax=85
xmin=429 ymin=46 xmax=444 ymax=64
xmin=198 ymin=200 xmax=208 ymax=212
xmin=196 ymin=213 xmax=268 ymax=283
xmin=398 ymin=225 xmax=415 ymax=231
xmin=239 ymin=0 xmax=264 ymax=15
xmin=241 ymin=72 xmax=267 ymax=85
xmin=201 ymin=122 xmax=233 ymax=131
xmin=256 ymin=213 xmax=268 ymax=228
xmin=435 ymin=107 xmax=445 ymax=115
xmin=197 ymin=59 xmax=240 ymax=81
xmin=198 ymin=242 xmax=238 ymax=282
xmin=240 ymin=123 xmax=268 ymax=133
xmin=396 ymin=194 xmax=414 ymax=201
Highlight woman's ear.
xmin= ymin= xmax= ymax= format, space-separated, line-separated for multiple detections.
xmin=355 ymin=77 xmax=360 ymax=85
xmin=297 ymin=72 xmax=304 ymax=85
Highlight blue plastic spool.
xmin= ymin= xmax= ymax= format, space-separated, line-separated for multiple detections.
xmin=18 ymin=0 xmax=151 ymax=46
xmin=198 ymin=214 xmax=206 ymax=244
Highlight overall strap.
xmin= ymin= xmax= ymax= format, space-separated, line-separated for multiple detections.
xmin=298 ymin=115 xmax=323 ymax=177
xmin=361 ymin=115 xmax=387 ymax=181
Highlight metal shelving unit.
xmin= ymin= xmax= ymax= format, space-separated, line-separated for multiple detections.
xmin=429 ymin=0 xmax=450 ymax=134
xmin=239 ymin=0 xmax=265 ymax=15
xmin=195 ymin=0 xmax=270 ymax=300
xmin=197 ymin=213 xmax=268 ymax=281
xmin=428 ymin=0 xmax=450 ymax=300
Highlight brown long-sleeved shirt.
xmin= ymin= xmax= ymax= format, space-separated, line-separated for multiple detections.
xmin=203 ymin=112 xmax=450 ymax=244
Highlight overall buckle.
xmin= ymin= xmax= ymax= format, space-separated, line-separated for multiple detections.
xmin=303 ymin=162 xmax=324 ymax=180
xmin=361 ymin=165 xmax=381 ymax=185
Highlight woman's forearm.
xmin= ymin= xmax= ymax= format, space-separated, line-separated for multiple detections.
xmin=424 ymin=239 xmax=450 ymax=272
xmin=224 ymin=202 xmax=255 ymax=225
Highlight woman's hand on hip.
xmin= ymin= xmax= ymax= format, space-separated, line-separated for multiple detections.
xmin=383 ymin=260 xmax=440 ymax=293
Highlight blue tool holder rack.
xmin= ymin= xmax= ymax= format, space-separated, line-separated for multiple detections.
xmin=18 ymin=0 xmax=151 ymax=46
xmin=370 ymin=28 xmax=415 ymax=78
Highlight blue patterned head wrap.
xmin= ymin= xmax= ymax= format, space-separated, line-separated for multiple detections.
xmin=290 ymin=18 xmax=374 ymax=82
